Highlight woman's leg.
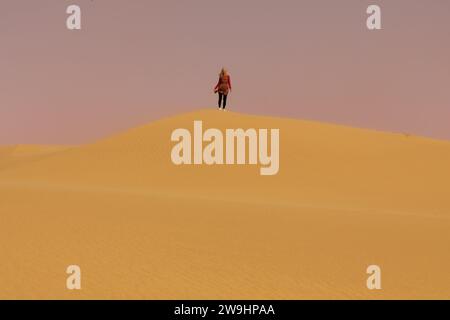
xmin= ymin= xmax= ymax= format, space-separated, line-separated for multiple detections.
xmin=218 ymin=93 xmax=223 ymax=108
xmin=222 ymin=94 xmax=228 ymax=109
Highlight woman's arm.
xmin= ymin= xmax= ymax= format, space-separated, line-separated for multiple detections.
xmin=214 ymin=78 xmax=220 ymax=91
xmin=228 ymin=76 xmax=232 ymax=92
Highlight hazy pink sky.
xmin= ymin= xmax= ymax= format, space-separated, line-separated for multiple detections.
xmin=1 ymin=0 xmax=449 ymax=144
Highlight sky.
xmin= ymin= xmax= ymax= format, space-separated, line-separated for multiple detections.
xmin=1 ymin=0 xmax=449 ymax=144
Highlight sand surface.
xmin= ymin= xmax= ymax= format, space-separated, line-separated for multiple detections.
xmin=1 ymin=109 xmax=449 ymax=299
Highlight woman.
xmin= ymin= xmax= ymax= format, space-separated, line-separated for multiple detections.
xmin=214 ymin=68 xmax=232 ymax=110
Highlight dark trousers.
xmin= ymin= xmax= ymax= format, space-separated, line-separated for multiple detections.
xmin=218 ymin=93 xmax=228 ymax=109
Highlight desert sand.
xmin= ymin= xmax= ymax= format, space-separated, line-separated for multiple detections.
xmin=0 ymin=109 xmax=449 ymax=299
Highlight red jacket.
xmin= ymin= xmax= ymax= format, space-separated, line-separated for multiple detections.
xmin=214 ymin=75 xmax=232 ymax=94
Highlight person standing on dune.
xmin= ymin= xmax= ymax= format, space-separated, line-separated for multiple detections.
xmin=214 ymin=68 xmax=232 ymax=110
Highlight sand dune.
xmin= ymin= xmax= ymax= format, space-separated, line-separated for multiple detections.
xmin=0 ymin=109 xmax=449 ymax=299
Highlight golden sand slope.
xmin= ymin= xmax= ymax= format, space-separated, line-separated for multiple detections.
xmin=0 ymin=145 xmax=71 ymax=170
xmin=0 ymin=109 xmax=449 ymax=299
